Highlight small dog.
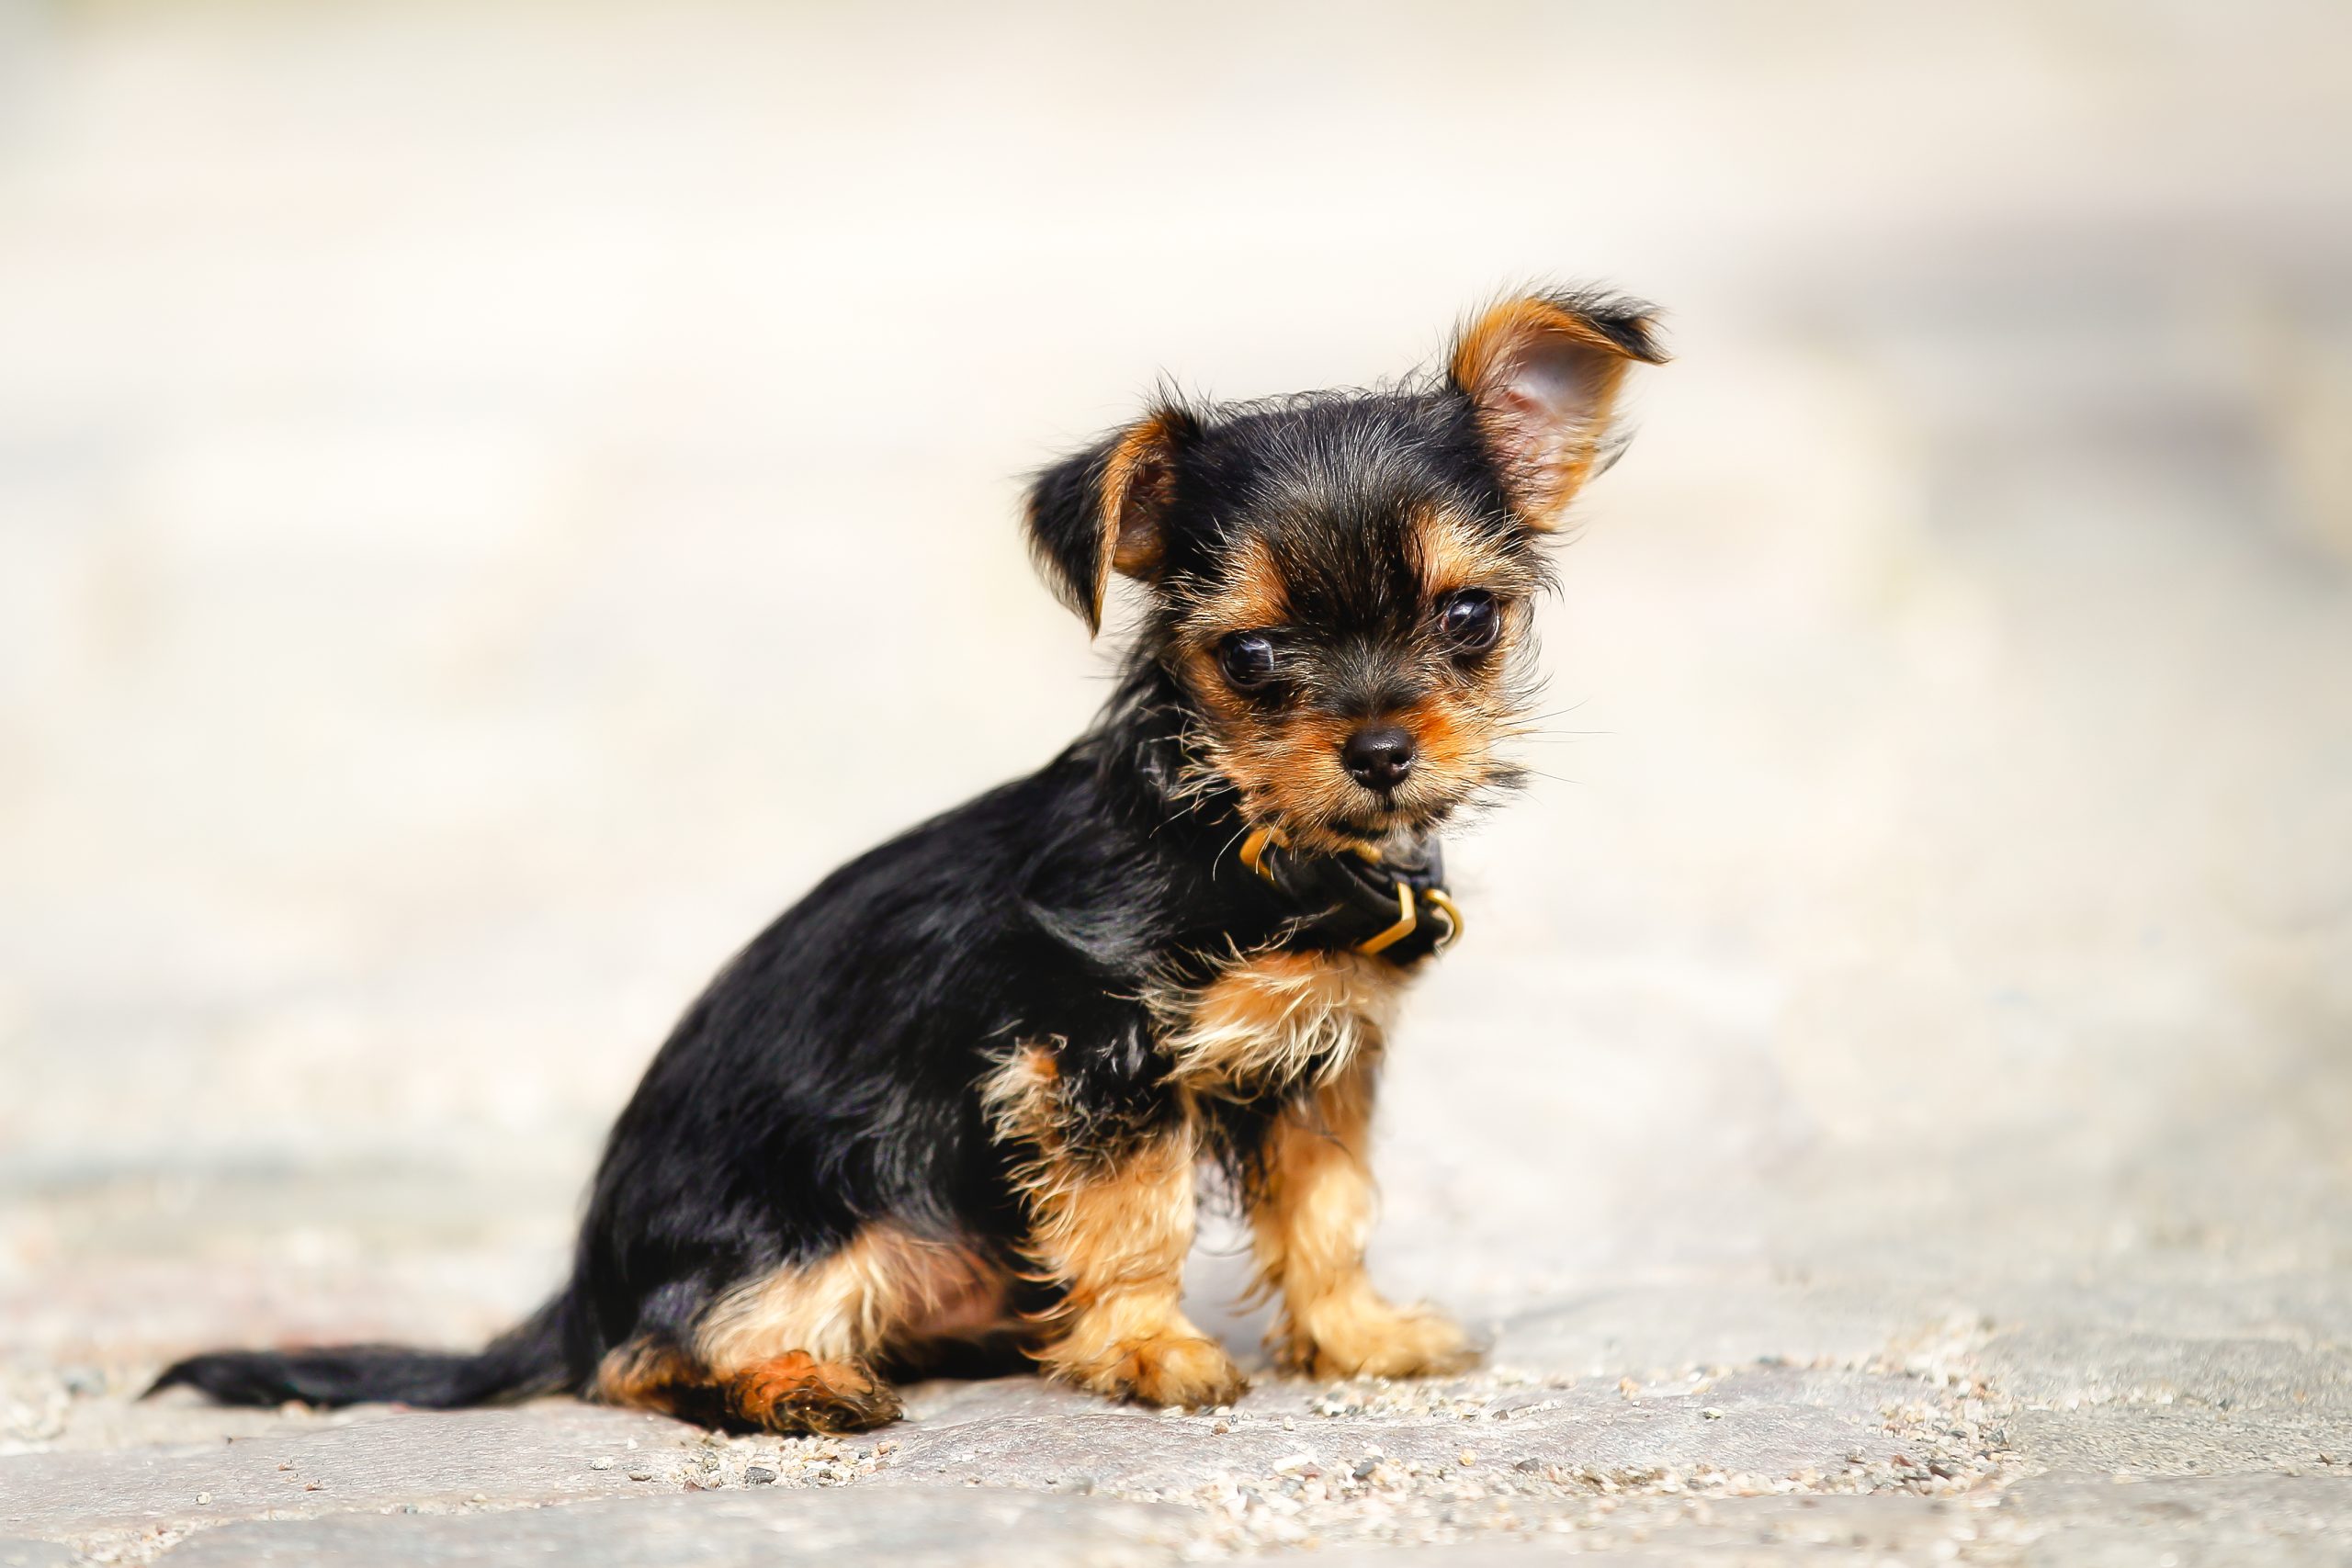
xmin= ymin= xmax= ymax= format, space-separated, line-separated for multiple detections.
xmin=153 ymin=290 xmax=1664 ymax=1433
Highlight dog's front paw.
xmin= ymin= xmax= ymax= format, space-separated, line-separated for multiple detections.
xmin=1057 ymin=1332 xmax=1250 ymax=1409
xmin=1286 ymin=1296 xmax=1479 ymax=1380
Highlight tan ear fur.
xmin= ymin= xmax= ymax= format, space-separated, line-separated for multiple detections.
xmin=1448 ymin=292 xmax=1666 ymax=528
xmin=1024 ymin=402 xmax=1196 ymax=634
xmin=1089 ymin=412 xmax=1184 ymax=628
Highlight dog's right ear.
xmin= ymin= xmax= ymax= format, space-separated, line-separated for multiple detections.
xmin=1024 ymin=403 xmax=1198 ymax=635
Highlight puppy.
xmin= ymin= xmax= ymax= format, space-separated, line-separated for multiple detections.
xmin=153 ymin=290 xmax=1665 ymax=1433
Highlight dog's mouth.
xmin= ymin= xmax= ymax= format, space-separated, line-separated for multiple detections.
xmin=1193 ymin=735 xmax=1509 ymax=857
xmin=1287 ymin=788 xmax=1468 ymax=855
xmin=1333 ymin=801 xmax=1439 ymax=839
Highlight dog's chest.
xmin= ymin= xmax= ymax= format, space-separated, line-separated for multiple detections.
xmin=1158 ymin=949 xmax=1407 ymax=1095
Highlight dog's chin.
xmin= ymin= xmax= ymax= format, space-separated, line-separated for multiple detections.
xmin=1293 ymin=795 xmax=1464 ymax=856
xmin=1225 ymin=765 xmax=1493 ymax=857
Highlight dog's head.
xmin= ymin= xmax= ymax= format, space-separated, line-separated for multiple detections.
xmin=1026 ymin=291 xmax=1665 ymax=853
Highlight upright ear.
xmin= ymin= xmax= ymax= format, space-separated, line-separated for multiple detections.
xmin=1023 ymin=403 xmax=1199 ymax=633
xmin=1448 ymin=290 xmax=1668 ymax=529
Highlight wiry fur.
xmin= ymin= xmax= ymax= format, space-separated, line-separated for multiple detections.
xmin=1154 ymin=951 xmax=1403 ymax=1100
xmin=148 ymin=289 xmax=1664 ymax=1431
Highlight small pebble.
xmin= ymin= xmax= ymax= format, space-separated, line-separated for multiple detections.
xmin=589 ymin=1457 xmax=615 ymax=1471
xmin=195 ymin=1492 xmax=211 ymax=1505
xmin=627 ymin=1467 xmax=655 ymax=1483
xmin=1702 ymin=1408 xmax=1725 ymax=1421
xmin=744 ymin=1466 xmax=778 ymax=1485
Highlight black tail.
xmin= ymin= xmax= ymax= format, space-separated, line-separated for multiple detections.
xmin=145 ymin=1292 xmax=576 ymax=1410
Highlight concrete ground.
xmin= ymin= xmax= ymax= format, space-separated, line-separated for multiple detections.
xmin=3 ymin=2 xmax=2350 ymax=1562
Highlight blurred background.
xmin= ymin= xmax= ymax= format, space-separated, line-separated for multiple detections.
xmin=2 ymin=0 xmax=2348 ymax=1426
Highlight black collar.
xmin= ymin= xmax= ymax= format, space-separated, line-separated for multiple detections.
xmin=1237 ymin=827 xmax=1463 ymax=966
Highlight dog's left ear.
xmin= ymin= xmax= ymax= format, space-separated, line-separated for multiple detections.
xmin=1448 ymin=291 xmax=1668 ymax=529
xmin=1024 ymin=403 xmax=1199 ymax=634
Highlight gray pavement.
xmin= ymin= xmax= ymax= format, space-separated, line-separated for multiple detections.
xmin=3 ymin=2 xmax=2350 ymax=1562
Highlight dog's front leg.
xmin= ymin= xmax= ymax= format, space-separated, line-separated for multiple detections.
xmin=1249 ymin=1059 xmax=1476 ymax=1379
xmin=1028 ymin=1122 xmax=1246 ymax=1407
xmin=987 ymin=1043 xmax=1245 ymax=1407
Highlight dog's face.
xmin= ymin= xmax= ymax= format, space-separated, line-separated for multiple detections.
xmin=1149 ymin=402 xmax=1551 ymax=852
xmin=1028 ymin=292 xmax=1664 ymax=852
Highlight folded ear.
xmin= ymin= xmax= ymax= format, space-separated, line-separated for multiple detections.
xmin=1023 ymin=403 xmax=1199 ymax=633
xmin=1448 ymin=290 xmax=1668 ymax=528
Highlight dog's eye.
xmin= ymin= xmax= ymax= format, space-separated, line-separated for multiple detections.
xmin=1217 ymin=631 xmax=1278 ymax=689
xmin=1437 ymin=590 xmax=1501 ymax=653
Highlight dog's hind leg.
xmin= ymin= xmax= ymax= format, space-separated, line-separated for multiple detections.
xmin=596 ymin=1223 xmax=1004 ymax=1433
xmin=594 ymin=1337 xmax=900 ymax=1434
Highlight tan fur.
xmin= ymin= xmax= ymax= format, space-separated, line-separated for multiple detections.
xmin=980 ymin=1043 xmax=1246 ymax=1408
xmin=1248 ymin=1055 xmax=1475 ymax=1378
xmin=1450 ymin=297 xmax=1639 ymax=403
xmin=724 ymin=1350 xmax=902 ymax=1433
xmin=1449 ymin=296 xmax=1652 ymax=527
xmin=976 ymin=1040 xmax=1064 ymax=1148
xmin=1158 ymin=950 xmax=1403 ymax=1098
xmin=1179 ymin=533 xmax=1291 ymax=642
xmin=1085 ymin=411 xmax=1185 ymax=629
xmin=1408 ymin=507 xmax=1538 ymax=599
xmin=693 ymin=1222 xmax=1009 ymax=1373
xmin=593 ymin=1337 xmax=709 ymax=1415
xmin=598 ymin=1221 xmax=1002 ymax=1434
xmin=1392 ymin=699 xmax=1484 ymax=813
xmin=1168 ymin=513 xmax=1527 ymax=853
xmin=1170 ymin=682 xmax=1506 ymax=856
xmin=594 ymin=1340 xmax=901 ymax=1433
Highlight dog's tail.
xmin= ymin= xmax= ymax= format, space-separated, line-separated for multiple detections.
xmin=144 ymin=1291 xmax=577 ymax=1411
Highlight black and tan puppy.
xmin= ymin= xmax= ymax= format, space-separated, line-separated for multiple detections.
xmin=153 ymin=290 xmax=1665 ymax=1433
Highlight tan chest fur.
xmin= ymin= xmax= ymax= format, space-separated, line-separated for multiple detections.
xmin=1156 ymin=949 xmax=1408 ymax=1098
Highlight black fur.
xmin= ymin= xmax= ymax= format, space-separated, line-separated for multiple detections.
xmin=562 ymin=691 xmax=1309 ymax=1368
xmin=150 ymin=291 xmax=1660 ymax=1420
xmin=147 ymin=1298 xmax=571 ymax=1409
xmin=1024 ymin=400 xmax=1200 ymax=631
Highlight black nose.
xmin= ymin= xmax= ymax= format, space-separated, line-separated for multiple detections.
xmin=1341 ymin=726 xmax=1416 ymax=793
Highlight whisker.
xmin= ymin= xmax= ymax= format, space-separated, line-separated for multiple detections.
xmin=1514 ymin=701 xmax=1593 ymax=725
